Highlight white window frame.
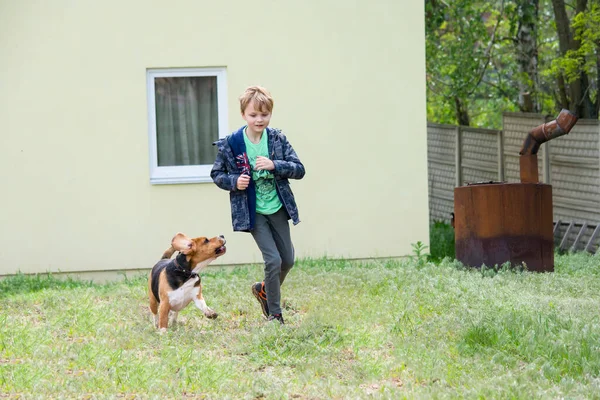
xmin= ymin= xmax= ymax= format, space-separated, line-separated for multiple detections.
xmin=146 ymin=67 xmax=228 ymax=185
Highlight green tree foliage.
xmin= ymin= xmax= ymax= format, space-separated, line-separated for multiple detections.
xmin=426 ymin=0 xmax=600 ymax=128
xmin=426 ymin=0 xmax=521 ymax=128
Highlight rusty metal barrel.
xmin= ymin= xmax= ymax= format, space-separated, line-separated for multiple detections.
xmin=454 ymin=109 xmax=578 ymax=272
xmin=454 ymin=182 xmax=554 ymax=272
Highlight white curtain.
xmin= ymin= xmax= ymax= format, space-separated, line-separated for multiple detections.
xmin=154 ymin=76 xmax=218 ymax=166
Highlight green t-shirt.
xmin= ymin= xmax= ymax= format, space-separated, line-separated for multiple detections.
xmin=243 ymin=128 xmax=282 ymax=215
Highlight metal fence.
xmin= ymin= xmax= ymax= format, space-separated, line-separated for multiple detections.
xmin=428 ymin=113 xmax=600 ymax=252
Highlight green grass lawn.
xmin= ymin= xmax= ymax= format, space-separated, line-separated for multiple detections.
xmin=2 ymin=251 xmax=600 ymax=399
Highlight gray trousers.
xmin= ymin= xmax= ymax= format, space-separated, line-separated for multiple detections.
xmin=250 ymin=207 xmax=295 ymax=316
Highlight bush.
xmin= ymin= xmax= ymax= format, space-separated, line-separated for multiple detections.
xmin=430 ymin=220 xmax=455 ymax=261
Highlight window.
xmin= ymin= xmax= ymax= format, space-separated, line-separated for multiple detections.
xmin=146 ymin=68 xmax=228 ymax=184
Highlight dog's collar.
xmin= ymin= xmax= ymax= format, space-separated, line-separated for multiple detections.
xmin=173 ymin=252 xmax=189 ymax=269
xmin=180 ymin=270 xmax=199 ymax=282
xmin=173 ymin=253 xmax=199 ymax=281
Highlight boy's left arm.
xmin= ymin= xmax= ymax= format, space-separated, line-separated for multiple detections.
xmin=273 ymin=136 xmax=305 ymax=180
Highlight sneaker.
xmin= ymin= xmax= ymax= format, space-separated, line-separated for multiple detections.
xmin=267 ymin=313 xmax=285 ymax=325
xmin=251 ymin=282 xmax=269 ymax=318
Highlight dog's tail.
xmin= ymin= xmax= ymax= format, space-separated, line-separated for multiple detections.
xmin=161 ymin=246 xmax=176 ymax=260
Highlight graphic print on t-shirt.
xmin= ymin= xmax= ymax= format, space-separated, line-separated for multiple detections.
xmin=243 ymin=128 xmax=282 ymax=215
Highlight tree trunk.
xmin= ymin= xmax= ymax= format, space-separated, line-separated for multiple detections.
xmin=557 ymin=74 xmax=569 ymax=110
xmin=596 ymin=42 xmax=600 ymax=116
xmin=574 ymin=0 xmax=596 ymax=117
xmin=454 ymin=96 xmax=470 ymax=126
xmin=551 ymin=0 xmax=595 ymax=117
xmin=515 ymin=0 xmax=539 ymax=112
xmin=551 ymin=0 xmax=571 ymax=55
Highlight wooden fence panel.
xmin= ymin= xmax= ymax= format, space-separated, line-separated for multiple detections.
xmin=550 ymin=119 xmax=600 ymax=223
xmin=460 ymin=127 xmax=502 ymax=184
xmin=502 ymin=112 xmax=547 ymax=183
xmin=427 ymin=124 xmax=457 ymax=223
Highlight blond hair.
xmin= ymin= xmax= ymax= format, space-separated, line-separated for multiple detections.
xmin=239 ymin=86 xmax=274 ymax=114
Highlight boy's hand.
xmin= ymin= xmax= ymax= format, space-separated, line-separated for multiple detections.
xmin=236 ymin=174 xmax=250 ymax=190
xmin=255 ymin=156 xmax=274 ymax=171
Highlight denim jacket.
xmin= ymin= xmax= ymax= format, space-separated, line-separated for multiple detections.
xmin=211 ymin=126 xmax=305 ymax=232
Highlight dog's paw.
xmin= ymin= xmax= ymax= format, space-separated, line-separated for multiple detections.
xmin=205 ymin=310 xmax=218 ymax=319
xmin=159 ymin=327 xmax=168 ymax=334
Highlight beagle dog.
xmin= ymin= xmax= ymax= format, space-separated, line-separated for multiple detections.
xmin=148 ymin=232 xmax=226 ymax=332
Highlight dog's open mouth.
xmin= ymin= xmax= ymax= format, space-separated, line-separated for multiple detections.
xmin=215 ymin=245 xmax=226 ymax=256
xmin=214 ymin=238 xmax=226 ymax=256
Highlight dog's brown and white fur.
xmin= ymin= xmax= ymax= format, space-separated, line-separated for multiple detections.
xmin=148 ymin=233 xmax=226 ymax=332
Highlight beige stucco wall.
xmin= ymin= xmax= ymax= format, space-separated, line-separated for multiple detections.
xmin=0 ymin=0 xmax=428 ymax=276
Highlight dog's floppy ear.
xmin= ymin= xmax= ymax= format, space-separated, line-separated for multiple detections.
xmin=171 ymin=233 xmax=195 ymax=255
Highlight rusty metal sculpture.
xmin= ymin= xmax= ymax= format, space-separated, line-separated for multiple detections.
xmin=519 ymin=110 xmax=578 ymax=183
xmin=453 ymin=109 xmax=578 ymax=272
